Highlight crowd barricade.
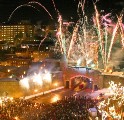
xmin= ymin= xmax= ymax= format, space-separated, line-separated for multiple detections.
xmin=23 ymin=86 xmax=64 ymax=100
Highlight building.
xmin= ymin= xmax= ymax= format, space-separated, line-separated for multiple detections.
xmin=0 ymin=40 xmax=8 ymax=50
xmin=20 ymin=38 xmax=55 ymax=61
xmin=21 ymin=37 xmax=55 ymax=49
xmin=0 ymin=78 xmax=23 ymax=98
xmin=15 ymin=48 xmax=31 ymax=58
xmin=0 ymin=57 xmax=32 ymax=67
xmin=0 ymin=23 xmax=34 ymax=43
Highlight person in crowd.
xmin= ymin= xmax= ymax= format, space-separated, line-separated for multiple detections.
xmin=0 ymin=95 xmax=98 ymax=120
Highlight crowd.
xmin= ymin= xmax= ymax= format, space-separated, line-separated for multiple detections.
xmin=0 ymin=95 xmax=98 ymax=120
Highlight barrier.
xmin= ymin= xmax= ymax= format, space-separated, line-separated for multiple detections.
xmin=23 ymin=86 xmax=64 ymax=100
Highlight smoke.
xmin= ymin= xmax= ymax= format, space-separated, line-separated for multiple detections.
xmin=108 ymin=48 xmax=124 ymax=69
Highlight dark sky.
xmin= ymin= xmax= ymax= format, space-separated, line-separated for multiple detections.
xmin=0 ymin=0 xmax=124 ymax=24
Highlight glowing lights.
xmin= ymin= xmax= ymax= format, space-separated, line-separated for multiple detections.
xmin=54 ymin=0 xmax=124 ymax=70
xmin=28 ymin=1 xmax=53 ymax=19
xmin=19 ymin=70 xmax=52 ymax=91
xmin=8 ymin=1 xmax=53 ymax=22
xmin=19 ymin=78 xmax=29 ymax=89
xmin=14 ymin=116 xmax=19 ymax=120
xmin=54 ymin=83 xmax=58 ymax=87
xmin=90 ymin=64 xmax=95 ymax=68
xmin=34 ymin=89 xmax=38 ymax=93
xmin=98 ymin=81 xmax=124 ymax=119
xmin=0 ymin=97 xmax=14 ymax=107
xmin=55 ymin=3 xmax=99 ymax=68
xmin=0 ymin=99 xmax=2 ymax=107
xmin=51 ymin=95 xmax=60 ymax=103
xmin=33 ymin=73 xmax=43 ymax=86
xmin=76 ymin=59 xmax=82 ymax=66
xmin=43 ymin=72 xmax=52 ymax=83
xmin=23 ymin=71 xmax=26 ymax=74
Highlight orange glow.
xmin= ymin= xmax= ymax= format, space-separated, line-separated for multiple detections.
xmin=104 ymin=67 xmax=113 ymax=73
xmin=34 ymin=89 xmax=38 ymax=92
xmin=108 ymin=69 xmax=112 ymax=73
xmin=51 ymin=95 xmax=60 ymax=103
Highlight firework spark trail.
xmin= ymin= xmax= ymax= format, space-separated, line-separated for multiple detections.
xmin=67 ymin=23 xmax=79 ymax=58
xmin=101 ymin=13 xmax=116 ymax=31
xmin=77 ymin=1 xmax=82 ymax=16
xmin=83 ymin=26 xmax=87 ymax=56
xmin=76 ymin=0 xmax=99 ymax=66
xmin=68 ymin=0 xmax=85 ymax=58
xmin=101 ymin=14 xmax=112 ymax=67
xmin=80 ymin=0 xmax=86 ymax=11
xmin=58 ymin=15 xmax=63 ymax=53
xmin=55 ymin=0 xmax=124 ymax=68
xmin=102 ymin=13 xmax=112 ymax=24
xmin=94 ymin=4 xmax=105 ymax=65
xmin=101 ymin=13 xmax=124 ymax=66
xmin=77 ymin=0 xmax=86 ymax=18
xmin=56 ymin=17 xmax=98 ymax=66
xmin=104 ymin=27 xmax=108 ymax=67
xmin=51 ymin=0 xmax=57 ymax=11
xmin=56 ymin=15 xmax=66 ymax=54
xmin=61 ymin=34 xmax=66 ymax=55
xmin=118 ymin=15 xmax=124 ymax=48
xmin=57 ymin=15 xmax=63 ymax=53
xmin=28 ymin=1 xmax=53 ymax=19
xmin=51 ymin=0 xmax=59 ymax=14
xmin=8 ymin=4 xmax=40 ymax=22
xmin=107 ymin=21 xmax=119 ymax=63
xmin=38 ymin=35 xmax=47 ymax=50
xmin=82 ymin=19 xmax=90 ymax=66
xmin=94 ymin=0 xmax=100 ymax=4
xmin=77 ymin=0 xmax=87 ymax=62
xmin=56 ymin=0 xmax=97 ymax=65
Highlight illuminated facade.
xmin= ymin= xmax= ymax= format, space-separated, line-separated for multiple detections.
xmin=0 ymin=79 xmax=23 ymax=98
xmin=0 ymin=57 xmax=31 ymax=67
xmin=0 ymin=24 xmax=34 ymax=42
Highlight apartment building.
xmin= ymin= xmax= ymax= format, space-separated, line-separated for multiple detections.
xmin=0 ymin=23 xmax=34 ymax=42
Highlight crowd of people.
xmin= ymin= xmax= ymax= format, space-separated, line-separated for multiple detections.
xmin=0 ymin=95 xmax=98 ymax=120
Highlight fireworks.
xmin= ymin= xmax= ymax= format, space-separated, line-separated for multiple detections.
xmin=8 ymin=1 xmax=53 ymax=22
xmin=98 ymin=81 xmax=124 ymax=119
xmin=8 ymin=4 xmax=40 ymax=22
xmin=7 ymin=0 xmax=124 ymax=70
xmin=93 ymin=5 xmax=124 ymax=69
xmin=19 ymin=78 xmax=30 ymax=89
xmin=55 ymin=1 xmax=99 ymax=68
xmin=55 ymin=0 xmax=124 ymax=70
xmin=33 ymin=73 xmax=43 ymax=86
xmin=19 ymin=70 xmax=52 ymax=90
xmin=28 ymin=1 xmax=53 ymax=19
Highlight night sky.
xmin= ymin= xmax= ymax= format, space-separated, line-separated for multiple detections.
xmin=0 ymin=0 xmax=124 ymax=24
